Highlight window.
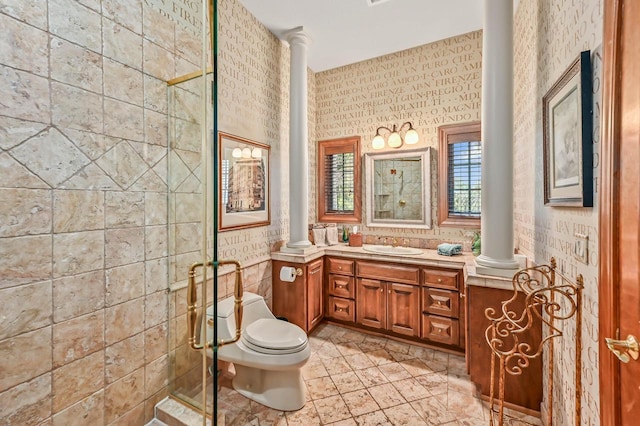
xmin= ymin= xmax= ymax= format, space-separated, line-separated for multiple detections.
xmin=438 ymin=122 xmax=481 ymax=228
xmin=317 ymin=136 xmax=361 ymax=223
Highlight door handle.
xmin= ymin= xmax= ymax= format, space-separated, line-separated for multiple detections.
xmin=605 ymin=334 xmax=639 ymax=363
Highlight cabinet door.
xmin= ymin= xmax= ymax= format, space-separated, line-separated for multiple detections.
xmin=387 ymin=283 xmax=420 ymax=337
xmin=272 ymin=260 xmax=306 ymax=331
xmin=356 ymin=278 xmax=386 ymax=330
xmin=307 ymin=259 xmax=324 ymax=331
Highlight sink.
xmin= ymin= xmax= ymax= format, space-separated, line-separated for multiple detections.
xmin=362 ymin=244 xmax=423 ymax=256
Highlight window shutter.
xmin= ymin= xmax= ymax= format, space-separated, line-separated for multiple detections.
xmin=447 ymin=140 xmax=481 ymax=217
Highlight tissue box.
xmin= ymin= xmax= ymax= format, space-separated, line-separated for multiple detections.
xmin=349 ymin=233 xmax=362 ymax=247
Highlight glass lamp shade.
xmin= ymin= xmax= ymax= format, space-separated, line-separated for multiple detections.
xmin=242 ymin=147 xmax=252 ymax=158
xmin=251 ymin=147 xmax=262 ymax=158
xmin=404 ymin=128 xmax=419 ymax=145
xmin=387 ymin=132 xmax=402 ymax=148
xmin=372 ymin=134 xmax=385 ymax=149
xmin=232 ymin=148 xmax=242 ymax=158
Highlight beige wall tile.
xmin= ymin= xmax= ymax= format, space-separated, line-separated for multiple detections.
xmin=102 ymin=19 xmax=143 ymax=71
xmin=0 ymin=65 xmax=50 ymax=123
xmin=174 ymin=222 xmax=200 ymax=254
xmin=0 ymin=115 xmax=47 ymax=151
xmin=105 ymin=333 xmax=144 ymax=384
xmin=0 ymin=373 xmax=51 ymax=426
xmin=145 ymin=225 xmax=168 ymax=260
xmin=144 ymin=387 xmax=168 ymax=424
xmin=145 ymin=258 xmax=168 ymax=294
xmin=103 ymin=58 xmax=144 ymax=105
xmin=53 ymin=230 xmax=104 ymax=277
xmin=50 ymin=37 xmax=103 ymax=94
xmin=105 ymin=262 xmax=145 ymax=306
xmin=0 ymin=327 xmax=52 ymax=392
xmin=53 ymin=312 xmax=104 ymax=368
xmin=145 ymin=290 xmax=168 ymax=329
xmin=53 ymin=190 xmax=104 ymax=233
xmin=143 ymin=75 xmax=168 ymax=114
xmin=143 ymin=40 xmax=175 ymax=81
xmin=105 ymin=192 xmax=145 ymax=228
xmin=108 ymin=402 xmax=145 ymax=426
xmin=53 ymin=270 xmax=105 ymax=322
xmin=52 ymin=350 xmax=104 ymax=413
xmin=105 ymin=227 xmax=144 ymax=268
xmin=0 ymin=189 xmax=51 ymax=237
xmin=51 ymin=82 xmax=103 ymax=133
xmin=0 ymin=235 xmax=52 ymax=288
xmin=104 ymin=98 xmax=144 ymax=141
xmin=144 ymin=322 xmax=168 ymax=364
xmin=104 ymin=369 xmax=144 ymax=423
xmin=129 ymin=141 xmax=167 ymax=167
xmin=0 ymin=0 xmax=48 ymax=30
xmin=144 ymin=108 xmax=168 ymax=147
xmin=0 ymin=13 xmax=48 ymax=77
xmin=145 ymin=192 xmax=167 ymax=226
xmin=60 ymin=128 xmax=119 ymax=161
xmin=0 ymin=281 xmax=52 ymax=341
xmin=102 ymin=0 xmax=142 ymax=35
xmin=142 ymin=3 xmax=175 ymax=48
xmin=51 ymin=390 xmax=103 ymax=426
xmin=59 ymin=163 xmax=120 ymax=191
xmin=144 ymin=354 xmax=168 ymax=398
xmin=96 ymin=141 xmax=148 ymax=189
xmin=105 ymin=298 xmax=145 ymax=345
xmin=48 ymin=0 xmax=101 ymax=53
xmin=174 ymin=193 xmax=200 ymax=223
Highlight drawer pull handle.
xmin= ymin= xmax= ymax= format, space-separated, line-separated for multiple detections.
xmin=437 ymin=278 xmax=443 ymax=283
xmin=338 ymin=266 xmax=342 ymax=270
xmin=388 ymin=289 xmax=391 ymax=294
xmin=337 ymin=308 xmax=344 ymax=312
xmin=336 ymin=284 xmax=344 ymax=288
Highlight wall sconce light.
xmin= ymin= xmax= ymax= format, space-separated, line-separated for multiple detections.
xmin=371 ymin=121 xmax=419 ymax=149
xmin=232 ymin=147 xmax=263 ymax=158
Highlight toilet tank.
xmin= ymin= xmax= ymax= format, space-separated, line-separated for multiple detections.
xmin=206 ymin=292 xmax=275 ymax=343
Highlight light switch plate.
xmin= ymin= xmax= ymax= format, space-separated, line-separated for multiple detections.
xmin=573 ymin=233 xmax=588 ymax=264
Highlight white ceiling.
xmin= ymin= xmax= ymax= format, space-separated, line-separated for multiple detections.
xmin=238 ymin=0 xmax=485 ymax=72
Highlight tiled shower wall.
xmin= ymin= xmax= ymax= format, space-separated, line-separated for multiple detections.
xmin=513 ymin=0 xmax=602 ymax=424
xmin=0 ymin=0 xmax=203 ymax=424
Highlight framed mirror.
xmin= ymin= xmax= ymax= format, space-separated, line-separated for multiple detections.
xmin=364 ymin=148 xmax=432 ymax=229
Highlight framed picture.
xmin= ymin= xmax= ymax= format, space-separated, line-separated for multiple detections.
xmin=542 ymin=50 xmax=593 ymax=207
xmin=218 ymin=132 xmax=270 ymax=231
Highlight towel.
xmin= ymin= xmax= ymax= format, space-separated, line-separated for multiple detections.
xmin=437 ymin=243 xmax=462 ymax=256
xmin=312 ymin=228 xmax=327 ymax=247
xmin=326 ymin=226 xmax=339 ymax=245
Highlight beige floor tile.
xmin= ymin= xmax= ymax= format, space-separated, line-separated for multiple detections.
xmin=378 ymin=362 xmax=412 ymax=381
xmin=316 ymin=341 xmax=343 ymax=359
xmin=355 ymin=366 xmax=389 ymax=387
xmin=384 ymin=402 xmax=429 ymax=425
xmin=285 ymin=403 xmax=321 ymax=426
xmin=302 ymin=359 xmax=329 ymax=380
xmin=408 ymin=345 xmax=436 ymax=361
xmin=323 ymin=356 xmax=353 ymax=375
xmin=336 ymin=341 xmax=363 ymax=357
xmin=433 ymin=350 xmax=449 ymax=363
xmin=331 ymin=371 xmax=365 ymax=394
xmin=447 ymin=389 xmax=486 ymax=421
xmin=328 ymin=418 xmax=357 ymax=426
xmin=415 ymin=371 xmax=449 ymax=395
xmin=448 ymin=371 xmax=476 ymax=393
xmin=391 ymin=377 xmax=431 ymax=402
xmin=388 ymin=350 xmax=415 ymax=362
xmin=342 ymin=389 xmax=380 ymax=417
xmin=422 ymin=358 xmax=448 ymax=373
xmin=344 ymin=352 xmax=375 ymax=370
xmin=357 ymin=336 xmax=387 ymax=353
xmin=367 ymin=383 xmax=406 ymax=409
xmin=410 ymin=396 xmax=457 ymax=425
xmin=400 ymin=358 xmax=435 ymax=376
xmin=306 ymin=376 xmax=339 ymax=400
xmin=385 ymin=339 xmax=411 ymax=354
xmin=313 ymin=395 xmax=352 ymax=424
xmin=353 ymin=410 xmax=393 ymax=426
xmin=365 ymin=348 xmax=395 ymax=366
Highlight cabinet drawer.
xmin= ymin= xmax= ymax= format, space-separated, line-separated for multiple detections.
xmin=423 ymin=269 xmax=460 ymax=291
xmin=329 ymin=274 xmax=355 ymax=298
xmin=423 ymin=287 xmax=459 ymax=318
xmin=327 ymin=296 xmax=355 ymax=322
xmin=357 ymin=261 xmax=419 ymax=284
xmin=422 ymin=315 xmax=459 ymax=346
xmin=327 ymin=258 xmax=354 ymax=275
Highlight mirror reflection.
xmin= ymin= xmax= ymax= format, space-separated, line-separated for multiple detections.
xmin=365 ymin=148 xmax=432 ymax=229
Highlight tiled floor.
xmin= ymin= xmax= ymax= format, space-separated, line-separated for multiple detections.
xmin=215 ymin=323 xmax=542 ymax=426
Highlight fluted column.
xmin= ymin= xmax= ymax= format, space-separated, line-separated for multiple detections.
xmin=475 ymin=0 xmax=520 ymax=275
xmin=284 ymin=27 xmax=313 ymax=251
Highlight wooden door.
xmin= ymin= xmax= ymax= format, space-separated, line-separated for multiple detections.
xmin=356 ymin=278 xmax=386 ymax=329
xmin=599 ymin=0 xmax=640 ymax=423
xmin=387 ymin=283 xmax=420 ymax=337
xmin=307 ymin=258 xmax=324 ymax=331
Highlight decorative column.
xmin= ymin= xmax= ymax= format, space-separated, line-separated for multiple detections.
xmin=283 ymin=27 xmax=313 ymax=252
xmin=475 ymin=0 xmax=520 ymax=276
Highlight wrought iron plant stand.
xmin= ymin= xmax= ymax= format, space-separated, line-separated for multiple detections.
xmin=485 ymin=258 xmax=583 ymax=426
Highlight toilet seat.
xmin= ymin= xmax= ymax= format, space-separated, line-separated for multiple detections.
xmin=241 ymin=318 xmax=308 ymax=355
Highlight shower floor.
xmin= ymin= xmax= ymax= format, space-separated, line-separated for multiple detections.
xmin=185 ymin=323 xmax=541 ymax=425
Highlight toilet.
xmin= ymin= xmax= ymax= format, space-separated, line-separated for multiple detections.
xmin=205 ymin=292 xmax=310 ymax=411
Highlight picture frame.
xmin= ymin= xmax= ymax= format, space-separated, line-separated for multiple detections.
xmin=542 ymin=50 xmax=593 ymax=207
xmin=218 ymin=132 xmax=270 ymax=231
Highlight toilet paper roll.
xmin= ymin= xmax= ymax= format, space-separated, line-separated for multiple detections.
xmin=279 ymin=266 xmax=297 ymax=282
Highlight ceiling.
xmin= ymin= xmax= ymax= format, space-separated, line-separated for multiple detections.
xmin=238 ymin=0 xmax=485 ymax=72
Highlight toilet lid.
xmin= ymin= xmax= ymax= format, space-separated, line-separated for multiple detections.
xmin=242 ymin=318 xmax=307 ymax=354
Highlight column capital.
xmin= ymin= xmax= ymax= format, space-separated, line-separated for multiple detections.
xmin=283 ymin=26 xmax=312 ymax=47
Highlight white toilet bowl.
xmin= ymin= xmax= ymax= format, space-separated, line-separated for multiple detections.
xmin=205 ymin=292 xmax=310 ymax=411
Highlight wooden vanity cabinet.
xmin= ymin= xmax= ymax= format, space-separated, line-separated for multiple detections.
xmin=325 ymin=257 xmax=356 ymax=323
xmin=421 ymin=268 xmax=464 ymax=349
xmin=356 ymin=262 xmax=421 ymax=337
xmin=272 ymin=258 xmax=324 ymax=333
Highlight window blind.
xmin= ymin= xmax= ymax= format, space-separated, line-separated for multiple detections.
xmin=447 ymin=140 xmax=481 ymax=217
xmin=324 ymin=152 xmax=355 ymax=214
